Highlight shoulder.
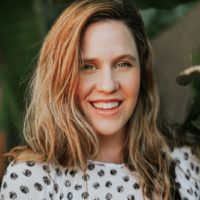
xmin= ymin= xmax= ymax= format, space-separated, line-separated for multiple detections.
xmin=170 ymin=146 xmax=200 ymax=177
xmin=0 ymin=160 xmax=60 ymax=199
xmin=171 ymin=146 xmax=199 ymax=168
xmin=170 ymin=146 xmax=200 ymax=199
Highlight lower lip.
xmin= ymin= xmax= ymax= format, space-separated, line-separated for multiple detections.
xmin=90 ymin=102 xmax=122 ymax=116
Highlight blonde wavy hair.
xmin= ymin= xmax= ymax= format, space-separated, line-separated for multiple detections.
xmin=9 ymin=0 xmax=176 ymax=199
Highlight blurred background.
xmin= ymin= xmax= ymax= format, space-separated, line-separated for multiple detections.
xmin=0 ymin=0 xmax=200 ymax=181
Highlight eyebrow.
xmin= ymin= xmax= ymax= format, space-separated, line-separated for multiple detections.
xmin=114 ymin=54 xmax=137 ymax=63
xmin=83 ymin=54 xmax=137 ymax=64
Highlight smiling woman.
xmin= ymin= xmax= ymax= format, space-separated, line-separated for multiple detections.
xmin=0 ymin=0 xmax=200 ymax=200
xmin=77 ymin=20 xmax=140 ymax=151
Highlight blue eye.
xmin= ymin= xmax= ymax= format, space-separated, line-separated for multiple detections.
xmin=116 ymin=62 xmax=132 ymax=68
xmin=80 ymin=64 xmax=96 ymax=71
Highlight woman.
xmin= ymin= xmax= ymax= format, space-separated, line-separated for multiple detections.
xmin=0 ymin=0 xmax=199 ymax=199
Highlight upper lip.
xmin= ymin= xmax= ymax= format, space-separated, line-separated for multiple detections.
xmin=90 ymin=98 xmax=123 ymax=103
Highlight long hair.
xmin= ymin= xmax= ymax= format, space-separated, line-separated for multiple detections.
xmin=9 ymin=0 xmax=174 ymax=199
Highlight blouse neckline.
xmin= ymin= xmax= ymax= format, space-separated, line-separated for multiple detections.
xmin=88 ymin=159 xmax=125 ymax=168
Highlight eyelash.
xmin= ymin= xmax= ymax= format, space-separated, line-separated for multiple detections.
xmin=80 ymin=64 xmax=96 ymax=71
xmin=115 ymin=62 xmax=132 ymax=68
xmin=80 ymin=62 xmax=132 ymax=71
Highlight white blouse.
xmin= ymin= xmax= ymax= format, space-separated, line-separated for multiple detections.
xmin=0 ymin=146 xmax=200 ymax=200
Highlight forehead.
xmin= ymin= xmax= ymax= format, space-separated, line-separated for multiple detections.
xmin=81 ymin=20 xmax=139 ymax=61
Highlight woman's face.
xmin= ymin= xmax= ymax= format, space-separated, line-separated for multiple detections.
xmin=76 ymin=20 xmax=140 ymax=138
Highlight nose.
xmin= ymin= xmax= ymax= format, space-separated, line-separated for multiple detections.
xmin=96 ymin=67 xmax=118 ymax=93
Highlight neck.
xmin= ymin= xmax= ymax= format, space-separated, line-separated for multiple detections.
xmin=95 ymin=130 xmax=126 ymax=164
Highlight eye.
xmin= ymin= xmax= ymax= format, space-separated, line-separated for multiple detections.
xmin=80 ymin=64 xmax=96 ymax=71
xmin=115 ymin=62 xmax=132 ymax=68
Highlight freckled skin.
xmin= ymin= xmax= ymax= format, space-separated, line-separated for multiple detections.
xmin=76 ymin=20 xmax=140 ymax=145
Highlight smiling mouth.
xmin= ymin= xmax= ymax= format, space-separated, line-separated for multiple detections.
xmin=91 ymin=101 xmax=122 ymax=110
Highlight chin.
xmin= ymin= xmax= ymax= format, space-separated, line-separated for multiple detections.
xmin=94 ymin=126 xmax=125 ymax=137
xmin=89 ymin=118 xmax=127 ymax=137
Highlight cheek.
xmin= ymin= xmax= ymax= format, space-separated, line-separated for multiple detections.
xmin=131 ymin=75 xmax=140 ymax=94
xmin=119 ymin=71 xmax=140 ymax=97
xmin=76 ymin=76 xmax=94 ymax=105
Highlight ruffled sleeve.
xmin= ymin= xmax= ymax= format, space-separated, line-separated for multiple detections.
xmin=171 ymin=146 xmax=200 ymax=200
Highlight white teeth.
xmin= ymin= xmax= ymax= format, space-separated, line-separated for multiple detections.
xmin=92 ymin=102 xmax=120 ymax=109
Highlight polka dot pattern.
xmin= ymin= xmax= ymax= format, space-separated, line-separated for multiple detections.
xmin=171 ymin=147 xmax=200 ymax=200
xmin=0 ymin=146 xmax=199 ymax=199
